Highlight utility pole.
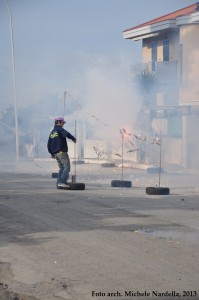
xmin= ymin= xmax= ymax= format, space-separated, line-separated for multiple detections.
xmin=3 ymin=0 xmax=19 ymax=163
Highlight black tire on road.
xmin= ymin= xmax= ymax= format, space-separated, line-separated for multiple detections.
xmin=101 ymin=163 xmax=115 ymax=168
xmin=101 ymin=162 xmax=115 ymax=167
xmin=146 ymin=187 xmax=170 ymax=195
xmin=52 ymin=172 xmax=58 ymax=178
xmin=67 ymin=182 xmax=86 ymax=190
xmin=111 ymin=180 xmax=132 ymax=188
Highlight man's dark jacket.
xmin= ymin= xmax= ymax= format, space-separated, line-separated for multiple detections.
xmin=47 ymin=125 xmax=76 ymax=155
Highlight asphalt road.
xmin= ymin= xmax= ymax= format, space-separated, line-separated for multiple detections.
xmin=0 ymin=165 xmax=199 ymax=300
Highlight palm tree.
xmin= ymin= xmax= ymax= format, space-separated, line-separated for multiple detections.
xmin=131 ymin=68 xmax=158 ymax=106
xmin=131 ymin=67 xmax=159 ymax=163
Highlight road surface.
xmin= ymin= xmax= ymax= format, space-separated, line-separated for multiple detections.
xmin=0 ymin=163 xmax=199 ymax=300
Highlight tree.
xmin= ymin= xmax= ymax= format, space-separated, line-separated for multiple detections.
xmin=131 ymin=67 xmax=159 ymax=164
xmin=131 ymin=69 xmax=158 ymax=106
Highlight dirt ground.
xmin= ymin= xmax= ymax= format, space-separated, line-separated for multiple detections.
xmin=0 ymin=162 xmax=199 ymax=300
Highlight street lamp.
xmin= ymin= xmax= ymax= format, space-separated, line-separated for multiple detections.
xmin=3 ymin=0 xmax=19 ymax=163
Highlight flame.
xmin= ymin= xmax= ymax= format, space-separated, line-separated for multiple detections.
xmin=120 ymin=127 xmax=134 ymax=146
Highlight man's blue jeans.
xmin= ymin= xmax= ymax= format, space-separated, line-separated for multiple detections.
xmin=54 ymin=151 xmax=70 ymax=185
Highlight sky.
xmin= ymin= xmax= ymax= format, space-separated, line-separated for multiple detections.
xmin=0 ymin=0 xmax=197 ymax=118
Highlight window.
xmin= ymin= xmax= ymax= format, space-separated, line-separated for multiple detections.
xmin=151 ymin=42 xmax=157 ymax=71
xmin=163 ymin=40 xmax=169 ymax=61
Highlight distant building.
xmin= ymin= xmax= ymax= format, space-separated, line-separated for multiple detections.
xmin=123 ymin=2 xmax=199 ymax=168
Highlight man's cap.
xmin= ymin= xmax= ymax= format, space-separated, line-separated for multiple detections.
xmin=55 ymin=116 xmax=66 ymax=123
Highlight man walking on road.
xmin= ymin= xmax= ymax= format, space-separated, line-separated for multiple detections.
xmin=47 ymin=117 xmax=76 ymax=189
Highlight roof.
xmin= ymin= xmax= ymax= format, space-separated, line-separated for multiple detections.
xmin=123 ymin=2 xmax=199 ymax=33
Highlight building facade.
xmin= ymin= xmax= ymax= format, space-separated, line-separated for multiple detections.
xmin=123 ymin=3 xmax=199 ymax=168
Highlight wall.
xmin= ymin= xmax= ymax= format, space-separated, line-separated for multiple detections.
xmin=184 ymin=115 xmax=199 ymax=168
xmin=163 ymin=137 xmax=182 ymax=166
xmin=142 ymin=39 xmax=152 ymax=65
xmin=179 ymin=24 xmax=199 ymax=104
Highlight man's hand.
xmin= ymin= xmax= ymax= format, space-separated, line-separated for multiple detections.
xmin=73 ymin=138 xmax=77 ymax=143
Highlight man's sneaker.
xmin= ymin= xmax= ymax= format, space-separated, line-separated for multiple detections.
xmin=57 ymin=183 xmax=70 ymax=189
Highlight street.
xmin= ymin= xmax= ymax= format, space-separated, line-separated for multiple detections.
xmin=0 ymin=163 xmax=199 ymax=300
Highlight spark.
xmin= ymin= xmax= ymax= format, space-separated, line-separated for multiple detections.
xmin=120 ymin=128 xmax=134 ymax=146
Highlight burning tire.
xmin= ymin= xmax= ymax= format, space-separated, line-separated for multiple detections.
xmin=52 ymin=172 xmax=58 ymax=178
xmin=111 ymin=180 xmax=132 ymax=188
xmin=146 ymin=187 xmax=170 ymax=195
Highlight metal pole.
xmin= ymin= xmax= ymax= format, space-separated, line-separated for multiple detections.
xmin=72 ymin=120 xmax=77 ymax=183
xmin=121 ymin=133 xmax=124 ymax=181
xmin=158 ymin=143 xmax=162 ymax=187
xmin=74 ymin=120 xmax=77 ymax=176
xmin=3 ymin=0 xmax=19 ymax=163
xmin=63 ymin=90 xmax=67 ymax=118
